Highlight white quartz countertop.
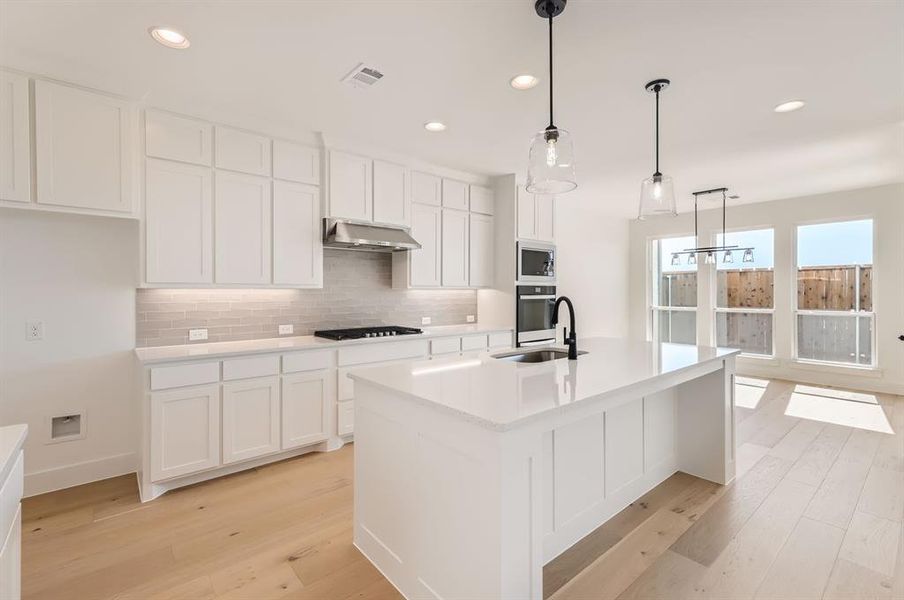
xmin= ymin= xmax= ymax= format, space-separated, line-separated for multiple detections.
xmin=0 ymin=424 xmax=27 ymax=484
xmin=349 ymin=337 xmax=740 ymax=431
xmin=134 ymin=324 xmax=513 ymax=364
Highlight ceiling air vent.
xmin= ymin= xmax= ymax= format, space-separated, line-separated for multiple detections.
xmin=342 ymin=63 xmax=384 ymax=88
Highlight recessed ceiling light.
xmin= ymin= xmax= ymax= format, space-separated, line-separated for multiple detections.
xmin=774 ymin=99 xmax=805 ymax=113
xmin=424 ymin=121 xmax=447 ymax=132
xmin=149 ymin=26 xmax=191 ymax=49
xmin=510 ymin=74 xmax=539 ymax=90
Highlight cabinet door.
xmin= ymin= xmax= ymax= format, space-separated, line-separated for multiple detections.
xmin=215 ymin=126 xmax=271 ymax=176
xmin=222 ymin=376 xmax=281 ymax=464
xmin=409 ymin=203 xmax=442 ymax=287
xmin=145 ymin=110 xmax=212 ymax=166
xmin=273 ymin=140 xmax=320 ymax=185
xmin=469 ymin=184 xmax=494 ymax=215
xmin=215 ymin=171 xmax=272 ymax=285
xmin=145 ymin=159 xmax=213 ymax=284
xmin=410 ymin=171 xmax=441 ymax=206
xmin=282 ymin=370 xmax=332 ymax=450
xmin=469 ymin=213 xmax=494 ymax=288
xmin=0 ymin=505 xmax=21 ymax=600
xmin=442 ymin=178 xmax=469 ymax=210
xmin=34 ymin=80 xmax=134 ymax=213
xmin=150 ymin=384 xmax=220 ymax=481
xmin=337 ymin=401 xmax=355 ymax=436
xmin=328 ymin=150 xmax=372 ymax=221
xmin=373 ymin=159 xmax=408 ymax=226
xmin=273 ymin=180 xmax=321 ymax=286
xmin=517 ymin=185 xmax=537 ymax=239
xmin=0 ymin=71 xmax=31 ymax=203
xmin=536 ymin=193 xmax=555 ymax=242
xmin=442 ymin=209 xmax=469 ymax=287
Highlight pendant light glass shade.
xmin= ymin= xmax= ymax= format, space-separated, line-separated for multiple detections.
xmin=687 ymin=253 xmax=697 ymax=266
xmin=527 ymin=127 xmax=577 ymax=194
xmin=723 ymin=250 xmax=733 ymax=263
xmin=638 ymin=173 xmax=676 ymax=219
xmin=743 ymin=248 xmax=754 ymax=263
xmin=704 ymin=251 xmax=715 ymax=264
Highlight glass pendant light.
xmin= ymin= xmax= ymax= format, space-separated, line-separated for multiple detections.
xmin=687 ymin=253 xmax=697 ymax=266
xmin=638 ymin=79 xmax=676 ymax=219
xmin=723 ymin=250 xmax=733 ymax=263
xmin=526 ymin=0 xmax=577 ymax=194
xmin=671 ymin=253 xmax=680 ymax=266
xmin=743 ymin=248 xmax=754 ymax=263
xmin=705 ymin=251 xmax=715 ymax=264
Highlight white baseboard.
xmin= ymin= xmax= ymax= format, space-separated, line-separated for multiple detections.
xmin=738 ymin=363 xmax=904 ymax=396
xmin=24 ymin=452 xmax=137 ymax=497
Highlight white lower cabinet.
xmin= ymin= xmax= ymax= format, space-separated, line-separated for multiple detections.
xmin=281 ymin=370 xmax=331 ymax=450
xmin=0 ymin=505 xmax=21 ymax=600
xmin=337 ymin=401 xmax=355 ymax=437
xmin=222 ymin=376 xmax=281 ymax=464
xmin=150 ymin=384 xmax=221 ymax=482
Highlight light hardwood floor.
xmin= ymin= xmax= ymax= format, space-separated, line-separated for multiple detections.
xmin=21 ymin=379 xmax=904 ymax=600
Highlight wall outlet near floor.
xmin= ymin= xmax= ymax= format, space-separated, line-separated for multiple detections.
xmin=278 ymin=324 xmax=294 ymax=336
xmin=466 ymin=315 xmax=475 ymax=323
xmin=26 ymin=319 xmax=44 ymax=341
xmin=188 ymin=328 xmax=209 ymax=341
xmin=421 ymin=316 xmax=431 ymax=325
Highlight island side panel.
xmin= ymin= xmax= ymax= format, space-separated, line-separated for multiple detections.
xmin=675 ymin=357 xmax=736 ymax=485
xmin=353 ymin=382 xmax=543 ymax=600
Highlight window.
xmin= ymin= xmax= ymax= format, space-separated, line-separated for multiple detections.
xmin=650 ymin=236 xmax=696 ymax=344
xmin=714 ymin=229 xmax=775 ymax=356
xmin=796 ymin=219 xmax=874 ymax=366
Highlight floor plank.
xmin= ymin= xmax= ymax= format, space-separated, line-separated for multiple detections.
xmin=785 ymin=424 xmax=852 ymax=487
xmin=822 ymin=559 xmax=894 ymax=600
xmin=616 ymin=549 xmax=705 ymax=600
xmin=838 ymin=511 xmax=901 ymax=577
xmin=804 ymin=458 xmax=872 ymax=529
xmin=856 ymin=466 xmax=904 ymax=522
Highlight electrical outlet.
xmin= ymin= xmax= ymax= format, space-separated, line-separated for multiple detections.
xmin=421 ymin=316 xmax=432 ymax=325
xmin=26 ymin=320 xmax=43 ymax=341
xmin=466 ymin=315 xmax=476 ymax=323
xmin=278 ymin=324 xmax=294 ymax=336
xmin=188 ymin=328 xmax=208 ymax=341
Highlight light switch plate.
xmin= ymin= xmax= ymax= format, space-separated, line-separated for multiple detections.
xmin=26 ymin=320 xmax=43 ymax=341
xmin=421 ymin=316 xmax=432 ymax=325
xmin=188 ymin=328 xmax=208 ymax=341
xmin=278 ymin=324 xmax=294 ymax=335
xmin=466 ymin=315 xmax=475 ymax=323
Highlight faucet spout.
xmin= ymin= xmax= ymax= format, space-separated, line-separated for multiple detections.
xmin=551 ymin=296 xmax=578 ymax=360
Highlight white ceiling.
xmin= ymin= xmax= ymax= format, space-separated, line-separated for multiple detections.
xmin=1 ymin=0 xmax=902 ymax=217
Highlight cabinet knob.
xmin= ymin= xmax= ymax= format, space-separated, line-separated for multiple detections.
xmin=898 ymin=334 xmax=904 ymax=341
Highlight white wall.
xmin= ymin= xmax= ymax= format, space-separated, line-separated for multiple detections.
xmin=556 ymin=185 xmax=631 ymax=338
xmin=629 ymin=184 xmax=904 ymax=395
xmin=0 ymin=209 xmax=139 ymax=495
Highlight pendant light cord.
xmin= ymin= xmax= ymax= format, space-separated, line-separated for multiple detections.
xmin=654 ymin=89 xmax=660 ymax=174
xmin=548 ymin=12 xmax=554 ymax=128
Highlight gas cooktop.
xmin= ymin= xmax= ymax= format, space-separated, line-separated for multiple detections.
xmin=313 ymin=325 xmax=423 ymax=341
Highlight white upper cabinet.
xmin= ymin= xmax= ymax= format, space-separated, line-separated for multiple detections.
xmin=215 ymin=171 xmax=272 ymax=285
xmin=469 ymin=213 xmax=494 ymax=288
xmin=273 ymin=180 xmax=321 ymax=287
xmin=0 ymin=71 xmax=31 ymax=203
xmin=373 ymin=159 xmax=408 ymax=226
xmin=215 ymin=126 xmax=271 ymax=176
xmin=536 ymin=193 xmax=555 ymax=242
xmin=222 ymin=376 xmax=281 ymax=464
xmin=273 ymin=140 xmax=320 ymax=185
xmin=410 ymin=171 xmax=442 ymax=206
xmin=408 ymin=203 xmax=442 ymax=287
xmin=34 ymin=80 xmax=134 ymax=213
xmin=517 ymin=185 xmax=555 ymax=242
xmin=328 ymin=150 xmax=372 ymax=221
xmin=145 ymin=159 xmax=213 ymax=284
xmin=469 ymin=184 xmax=494 ymax=215
xmin=442 ymin=178 xmax=469 ymax=211
xmin=145 ymin=110 xmax=212 ymax=166
xmin=441 ymin=209 xmax=469 ymax=287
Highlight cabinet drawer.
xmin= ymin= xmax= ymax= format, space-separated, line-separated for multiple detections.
xmin=337 ymin=400 xmax=354 ymax=436
xmin=150 ymin=362 xmax=220 ymax=391
xmin=222 ymin=355 xmax=279 ymax=381
xmin=488 ymin=332 xmax=512 ymax=349
xmin=431 ymin=337 xmax=461 ymax=356
xmin=0 ymin=450 xmax=23 ymax=540
xmin=461 ymin=334 xmax=488 ymax=351
xmin=337 ymin=339 xmax=428 ymax=366
xmin=282 ymin=350 xmax=334 ymax=374
xmin=337 ymin=367 xmax=355 ymax=401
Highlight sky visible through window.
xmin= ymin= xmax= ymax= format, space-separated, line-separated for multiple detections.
xmin=798 ymin=219 xmax=873 ymax=267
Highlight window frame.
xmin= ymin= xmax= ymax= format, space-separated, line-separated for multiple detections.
xmin=792 ymin=217 xmax=877 ymax=369
xmin=648 ymin=235 xmax=698 ymax=345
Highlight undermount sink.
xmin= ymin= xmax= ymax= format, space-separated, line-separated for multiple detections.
xmin=493 ymin=349 xmax=587 ymax=363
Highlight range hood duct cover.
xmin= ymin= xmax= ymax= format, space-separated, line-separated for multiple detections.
xmin=322 ymin=218 xmax=421 ymax=252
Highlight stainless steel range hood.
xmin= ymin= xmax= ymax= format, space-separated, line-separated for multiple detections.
xmin=322 ymin=218 xmax=421 ymax=252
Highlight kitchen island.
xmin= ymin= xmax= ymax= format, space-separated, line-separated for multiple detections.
xmin=349 ymin=337 xmax=739 ymax=600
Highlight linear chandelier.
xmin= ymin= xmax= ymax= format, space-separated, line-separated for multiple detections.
xmin=670 ymin=187 xmax=755 ymax=266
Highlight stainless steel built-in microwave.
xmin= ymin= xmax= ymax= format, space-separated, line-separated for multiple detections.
xmin=517 ymin=242 xmax=556 ymax=284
